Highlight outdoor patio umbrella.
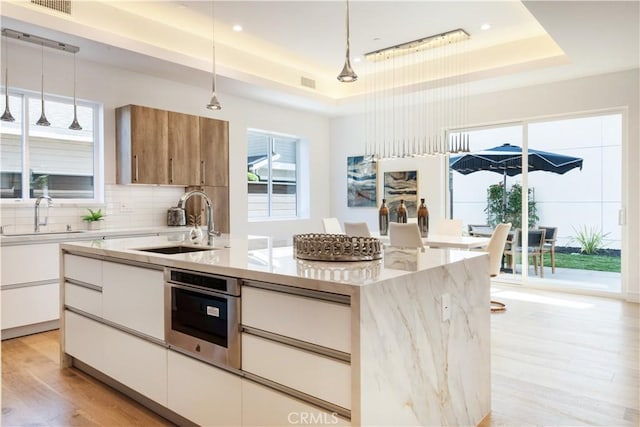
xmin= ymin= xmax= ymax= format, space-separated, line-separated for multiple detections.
xmin=449 ymin=143 xmax=583 ymax=220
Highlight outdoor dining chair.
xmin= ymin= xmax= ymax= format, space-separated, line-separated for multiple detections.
xmin=538 ymin=226 xmax=558 ymax=274
xmin=504 ymin=228 xmax=547 ymax=277
xmin=344 ymin=222 xmax=371 ymax=237
xmin=468 ymin=224 xmax=491 ymax=236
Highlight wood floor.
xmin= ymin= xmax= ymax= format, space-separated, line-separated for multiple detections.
xmin=2 ymin=285 xmax=638 ymax=427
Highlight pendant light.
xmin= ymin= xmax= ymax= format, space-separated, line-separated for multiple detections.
xmin=206 ymin=0 xmax=221 ymax=110
xmin=337 ymin=0 xmax=357 ymax=83
xmin=68 ymin=52 xmax=82 ymax=130
xmin=35 ymin=43 xmax=50 ymax=126
xmin=1 ymin=33 xmax=15 ymax=122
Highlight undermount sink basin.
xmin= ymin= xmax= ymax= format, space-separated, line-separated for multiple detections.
xmin=135 ymin=245 xmax=219 ymax=255
xmin=2 ymin=230 xmax=86 ymax=237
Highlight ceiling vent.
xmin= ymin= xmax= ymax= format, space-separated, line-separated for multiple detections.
xmin=300 ymin=76 xmax=316 ymax=90
xmin=31 ymin=0 xmax=71 ymax=15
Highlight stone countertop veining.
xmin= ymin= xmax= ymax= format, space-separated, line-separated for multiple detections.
xmin=0 ymin=226 xmax=192 ymax=246
xmin=60 ymin=234 xmax=487 ymax=294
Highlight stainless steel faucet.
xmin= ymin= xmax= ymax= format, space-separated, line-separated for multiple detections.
xmin=177 ymin=190 xmax=217 ymax=245
xmin=34 ymin=195 xmax=53 ymax=232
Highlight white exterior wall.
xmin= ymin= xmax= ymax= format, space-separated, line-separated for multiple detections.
xmin=330 ymin=69 xmax=640 ymax=302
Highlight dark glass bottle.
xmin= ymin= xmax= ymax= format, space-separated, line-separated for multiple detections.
xmin=379 ymin=199 xmax=389 ymax=235
xmin=396 ymin=199 xmax=407 ymax=223
xmin=417 ymin=198 xmax=429 ymax=237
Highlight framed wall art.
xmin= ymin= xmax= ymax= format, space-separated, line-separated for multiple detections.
xmin=384 ymin=170 xmax=418 ymax=220
xmin=347 ymin=155 xmax=377 ymax=208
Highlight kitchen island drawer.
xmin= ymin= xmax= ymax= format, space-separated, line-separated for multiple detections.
xmin=241 ymin=284 xmax=351 ymax=353
xmin=242 ymin=333 xmax=351 ymax=410
xmin=64 ymin=282 xmax=102 ymax=317
xmin=64 ymin=254 xmax=102 ymax=286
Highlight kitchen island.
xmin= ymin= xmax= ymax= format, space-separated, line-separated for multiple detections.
xmin=60 ymin=234 xmax=491 ymax=426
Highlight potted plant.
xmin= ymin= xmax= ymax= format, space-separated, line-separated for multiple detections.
xmin=82 ymin=208 xmax=105 ymax=230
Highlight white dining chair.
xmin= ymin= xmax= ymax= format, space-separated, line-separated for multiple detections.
xmin=431 ymin=218 xmax=463 ymax=236
xmin=486 ymin=222 xmax=512 ymax=313
xmin=344 ymin=222 xmax=371 ymax=237
xmin=322 ymin=218 xmax=344 ymax=234
xmin=388 ymin=223 xmax=424 ymax=248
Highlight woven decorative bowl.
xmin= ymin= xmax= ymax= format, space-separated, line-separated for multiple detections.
xmin=292 ymin=233 xmax=382 ymax=262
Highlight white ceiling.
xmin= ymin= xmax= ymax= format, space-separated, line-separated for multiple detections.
xmin=1 ymin=1 xmax=638 ymax=116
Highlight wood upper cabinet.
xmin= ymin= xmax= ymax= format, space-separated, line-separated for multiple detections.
xmin=199 ymin=117 xmax=229 ymax=186
xmin=168 ymin=112 xmax=200 ymax=185
xmin=116 ymin=105 xmax=169 ymax=184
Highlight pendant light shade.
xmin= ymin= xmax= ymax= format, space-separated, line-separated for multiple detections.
xmin=206 ymin=1 xmax=222 ymax=110
xmin=337 ymin=0 xmax=357 ymax=83
xmin=69 ymin=52 xmax=82 ymax=130
xmin=1 ymin=34 xmax=15 ymax=122
xmin=36 ymin=43 xmax=50 ymax=127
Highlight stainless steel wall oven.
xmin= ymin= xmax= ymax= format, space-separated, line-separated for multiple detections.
xmin=165 ymin=268 xmax=241 ymax=370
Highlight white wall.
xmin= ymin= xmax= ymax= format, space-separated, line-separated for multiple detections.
xmin=330 ymin=69 xmax=640 ymax=302
xmin=2 ymin=39 xmax=332 ymax=241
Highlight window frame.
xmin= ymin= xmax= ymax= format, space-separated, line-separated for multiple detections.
xmin=0 ymin=86 xmax=104 ymax=205
xmin=247 ymin=129 xmax=301 ymax=220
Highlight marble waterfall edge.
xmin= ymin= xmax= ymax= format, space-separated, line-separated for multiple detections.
xmin=357 ymin=254 xmax=490 ymax=426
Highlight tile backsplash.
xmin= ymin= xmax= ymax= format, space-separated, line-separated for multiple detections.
xmin=0 ymin=185 xmax=185 ymax=234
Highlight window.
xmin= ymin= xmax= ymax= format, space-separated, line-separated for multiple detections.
xmin=0 ymin=89 xmax=100 ymax=201
xmin=247 ymin=130 xmax=299 ymax=219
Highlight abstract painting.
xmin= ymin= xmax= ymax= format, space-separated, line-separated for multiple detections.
xmin=347 ymin=155 xmax=377 ymax=207
xmin=384 ymin=171 xmax=418 ymax=220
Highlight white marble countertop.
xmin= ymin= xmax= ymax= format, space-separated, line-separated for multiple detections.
xmin=60 ymin=234 xmax=486 ymax=294
xmin=0 ymin=226 xmax=191 ymax=246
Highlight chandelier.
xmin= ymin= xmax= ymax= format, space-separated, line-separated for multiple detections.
xmin=363 ymin=28 xmax=471 ymax=159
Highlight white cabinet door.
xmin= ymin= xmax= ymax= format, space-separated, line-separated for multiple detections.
xmin=242 ymin=380 xmax=351 ymax=427
xmin=1 ymin=243 xmax=59 ymax=285
xmin=2 ymin=283 xmax=59 ymax=329
xmin=242 ymin=285 xmax=351 ymax=353
xmin=167 ymin=351 xmax=241 ymax=426
xmin=242 ymin=334 xmax=351 ymax=410
xmin=102 ymin=325 xmax=167 ymax=406
xmin=64 ymin=282 xmax=102 ymax=317
xmin=63 ymin=254 xmax=102 ymax=286
xmin=102 ymin=261 xmax=164 ymax=340
xmin=64 ymin=310 xmax=104 ymax=371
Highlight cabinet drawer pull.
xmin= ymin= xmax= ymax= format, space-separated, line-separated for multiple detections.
xmin=201 ymin=160 xmax=205 ymax=184
xmin=134 ymin=155 xmax=139 ymax=182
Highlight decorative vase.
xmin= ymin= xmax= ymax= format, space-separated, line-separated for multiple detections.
xmin=396 ymin=199 xmax=407 ymax=223
xmin=417 ymin=198 xmax=429 ymax=237
xmin=87 ymin=221 xmax=102 ymax=231
xmin=378 ymin=199 xmax=389 ymax=236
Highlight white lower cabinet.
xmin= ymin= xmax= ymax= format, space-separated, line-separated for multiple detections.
xmin=168 ymin=350 xmax=242 ymax=426
xmin=102 ymin=324 xmax=167 ymax=406
xmin=2 ymin=283 xmax=59 ymax=330
xmin=64 ymin=310 xmax=105 ymax=371
xmin=102 ymin=261 xmax=164 ymax=340
xmin=242 ymin=380 xmax=351 ymax=427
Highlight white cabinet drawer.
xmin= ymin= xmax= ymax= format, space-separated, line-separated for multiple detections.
xmin=168 ymin=351 xmax=241 ymax=426
xmin=242 ymin=380 xmax=351 ymax=427
xmin=64 ymin=310 xmax=104 ymax=371
xmin=242 ymin=285 xmax=351 ymax=353
xmin=1 ymin=283 xmax=59 ymax=329
xmin=64 ymin=282 xmax=102 ymax=317
xmin=102 ymin=261 xmax=164 ymax=340
xmin=2 ymin=243 xmax=59 ymax=285
xmin=64 ymin=254 xmax=102 ymax=286
xmin=242 ymin=334 xmax=351 ymax=410
xmin=102 ymin=325 xmax=167 ymax=406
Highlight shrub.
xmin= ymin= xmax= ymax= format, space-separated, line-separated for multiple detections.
xmin=571 ymin=225 xmax=610 ymax=255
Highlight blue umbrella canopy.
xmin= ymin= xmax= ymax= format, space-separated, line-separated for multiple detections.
xmin=449 ymin=143 xmax=583 ymax=176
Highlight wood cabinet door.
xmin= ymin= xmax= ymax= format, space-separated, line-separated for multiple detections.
xmin=130 ymin=105 xmax=169 ymax=184
xmin=168 ymin=112 xmax=200 ymax=185
xmin=199 ymin=117 xmax=229 ymax=186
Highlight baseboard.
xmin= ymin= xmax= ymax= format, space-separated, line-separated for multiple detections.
xmin=1 ymin=320 xmax=59 ymax=340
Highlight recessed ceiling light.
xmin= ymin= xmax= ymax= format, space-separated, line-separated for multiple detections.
xmin=480 ymin=23 xmax=492 ymax=31
xmin=232 ymin=24 xmax=243 ymax=32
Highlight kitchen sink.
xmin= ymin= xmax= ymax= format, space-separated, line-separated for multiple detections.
xmin=135 ymin=245 xmax=220 ymax=255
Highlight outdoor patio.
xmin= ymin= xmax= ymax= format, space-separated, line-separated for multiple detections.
xmin=495 ymin=266 xmax=621 ymax=294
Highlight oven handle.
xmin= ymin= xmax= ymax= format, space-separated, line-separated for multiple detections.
xmin=166 ymin=281 xmax=239 ymax=301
